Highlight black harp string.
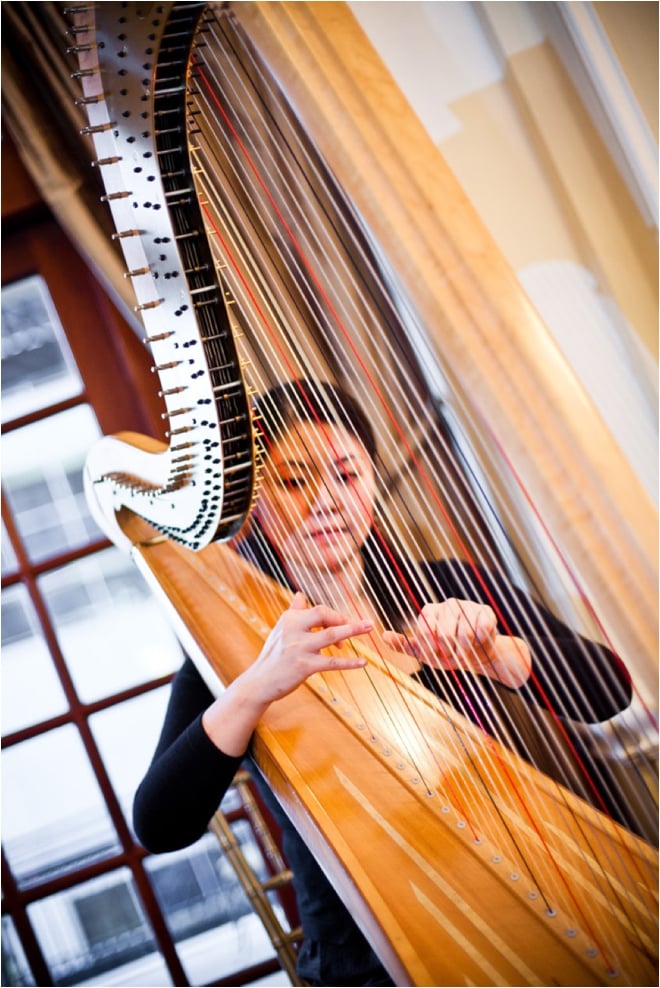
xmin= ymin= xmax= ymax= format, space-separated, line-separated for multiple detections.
xmin=191 ymin=0 xmax=656 ymax=852
xmin=185 ymin=3 xmax=658 ymax=930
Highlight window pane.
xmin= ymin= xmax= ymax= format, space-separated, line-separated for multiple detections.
xmin=3 ymin=406 xmax=105 ymax=563
xmin=90 ymin=688 xmax=172 ymax=834
xmin=1 ymin=275 xmax=83 ymax=423
xmin=2 ymin=583 xmax=68 ymax=735
xmin=2 ymin=725 xmax=121 ymax=889
xmin=39 ymin=549 xmax=183 ymax=704
xmin=27 ymin=868 xmax=173 ymax=988
xmin=144 ymin=832 xmax=281 ymax=986
xmin=1 ymin=915 xmax=36 ymax=987
xmin=91 ymin=690 xmax=286 ymax=983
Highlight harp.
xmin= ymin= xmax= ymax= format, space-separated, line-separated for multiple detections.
xmin=67 ymin=3 xmax=658 ymax=985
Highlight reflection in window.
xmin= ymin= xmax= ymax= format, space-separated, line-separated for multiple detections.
xmin=145 ymin=831 xmax=281 ymax=986
xmin=1 ymin=583 xmax=68 ymax=735
xmin=2 ymin=406 xmax=105 ymax=563
xmin=2 ymin=725 xmax=120 ymax=889
xmin=1 ymin=275 xmax=83 ymax=424
xmin=91 ymin=697 xmax=285 ymax=986
xmin=39 ymin=549 xmax=183 ymax=704
xmin=1 ymin=915 xmax=35 ymax=987
xmin=27 ymin=868 xmax=173 ymax=988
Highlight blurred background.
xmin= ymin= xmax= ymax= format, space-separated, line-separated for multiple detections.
xmin=1 ymin=3 xmax=657 ymax=986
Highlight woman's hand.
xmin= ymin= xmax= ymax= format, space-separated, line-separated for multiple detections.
xmin=246 ymin=591 xmax=373 ymax=703
xmin=202 ymin=593 xmax=373 ymax=756
xmin=383 ymin=598 xmax=531 ymax=689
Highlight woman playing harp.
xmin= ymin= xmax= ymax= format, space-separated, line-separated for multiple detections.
xmin=133 ymin=378 xmax=633 ymax=988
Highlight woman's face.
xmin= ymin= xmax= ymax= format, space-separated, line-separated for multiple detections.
xmin=253 ymin=420 xmax=376 ymax=574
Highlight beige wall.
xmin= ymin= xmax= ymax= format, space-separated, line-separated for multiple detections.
xmin=349 ymin=0 xmax=658 ymax=502
xmin=595 ymin=0 xmax=658 ymax=142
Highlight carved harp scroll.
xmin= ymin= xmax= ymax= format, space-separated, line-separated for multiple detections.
xmin=68 ymin=3 xmax=658 ymax=986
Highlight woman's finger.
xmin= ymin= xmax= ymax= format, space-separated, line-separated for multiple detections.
xmin=382 ymin=630 xmax=418 ymax=656
xmin=315 ymin=618 xmax=374 ymax=650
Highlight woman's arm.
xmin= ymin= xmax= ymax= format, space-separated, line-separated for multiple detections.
xmin=134 ymin=594 xmax=374 ymax=852
xmin=132 ymin=657 xmax=243 ymax=853
xmin=201 ymin=593 xmax=372 ymax=754
xmin=383 ymin=599 xmax=532 ymax=689
xmin=387 ymin=563 xmax=632 ymax=724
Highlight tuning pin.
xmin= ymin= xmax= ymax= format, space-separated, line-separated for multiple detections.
xmin=144 ymin=331 xmax=173 ymax=345
xmin=151 ymin=360 xmax=182 ymax=373
xmin=93 ymin=156 xmax=122 ymax=167
xmin=158 ymin=385 xmax=187 ymax=397
xmin=100 ymin=191 xmax=131 ymax=202
xmin=81 ymin=121 xmax=115 ymax=136
xmin=66 ymin=42 xmax=99 ymax=54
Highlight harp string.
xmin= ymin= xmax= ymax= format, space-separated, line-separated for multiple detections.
xmin=188 ymin=5 xmax=656 ymax=932
xmin=205 ymin=0 xmax=656 ymax=860
xmin=219 ymin=313 xmax=596 ymax=908
xmin=480 ymin=412 xmax=659 ymax=742
xmin=247 ymin=405 xmax=467 ymax=811
xmin=173 ymin=5 xmax=656 ymax=948
xmin=58 ymin=1 xmax=658 ymax=975
xmin=191 ymin=13 xmax=640 ymax=820
xmin=220 ymin=5 xmax=656 ymax=812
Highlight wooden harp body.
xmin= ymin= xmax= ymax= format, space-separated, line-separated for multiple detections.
xmin=69 ymin=3 xmax=658 ymax=985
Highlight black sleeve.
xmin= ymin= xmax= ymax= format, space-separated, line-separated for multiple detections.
xmin=417 ymin=562 xmax=632 ymax=724
xmin=133 ymin=657 xmax=244 ymax=853
xmin=518 ymin=625 xmax=632 ymax=722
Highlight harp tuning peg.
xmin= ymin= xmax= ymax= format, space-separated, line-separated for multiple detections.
xmin=144 ymin=331 xmax=173 ymax=344
xmin=81 ymin=121 xmax=116 ymax=136
xmin=152 ymin=360 xmax=182 ymax=373
xmin=66 ymin=42 xmax=100 ymax=54
xmin=159 ymin=385 xmax=187 ymax=397
xmin=101 ymin=190 xmax=132 ymax=202
xmin=93 ymin=156 xmax=123 ymax=167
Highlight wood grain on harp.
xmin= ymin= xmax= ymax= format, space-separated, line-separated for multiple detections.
xmin=68 ymin=1 xmax=658 ymax=986
xmin=127 ymin=523 xmax=657 ymax=987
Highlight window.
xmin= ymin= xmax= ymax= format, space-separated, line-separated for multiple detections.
xmin=1 ymin=274 xmax=83 ymax=423
xmin=2 ymin=222 xmax=291 ymax=986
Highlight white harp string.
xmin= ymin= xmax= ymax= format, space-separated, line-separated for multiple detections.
xmin=197 ymin=6 xmax=656 ymax=788
xmin=183 ymin=3 xmax=657 ymax=939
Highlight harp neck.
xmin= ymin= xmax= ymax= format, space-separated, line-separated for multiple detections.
xmin=73 ymin=1 xmax=255 ymax=550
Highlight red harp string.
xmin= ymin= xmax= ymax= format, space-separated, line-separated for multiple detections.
xmin=183 ymin=3 xmax=656 ymax=955
xmin=196 ymin=2 xmax=653 ymax=781
xmin=69 ymin=2 xmax=658 ymax=983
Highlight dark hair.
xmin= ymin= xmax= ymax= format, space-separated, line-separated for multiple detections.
xmin=246 ymin=379 xmax=425 ymax=629
xmin=252 ymin=378 xmax=377 ymax=460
